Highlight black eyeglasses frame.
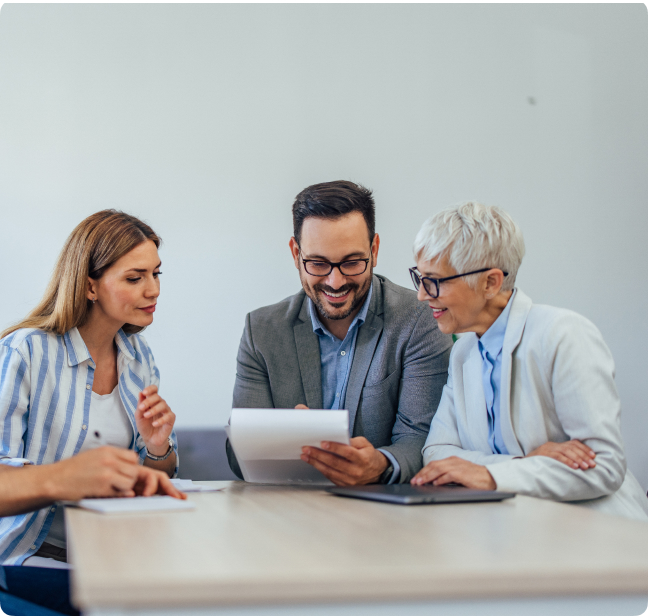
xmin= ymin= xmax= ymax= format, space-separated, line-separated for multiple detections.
xmin=300 ymin=252 xmax=371 ymax=277
xmin=409 ymin=267 xmax=509 ymax=298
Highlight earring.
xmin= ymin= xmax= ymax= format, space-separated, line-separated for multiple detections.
xmin=92 ymin=298 xmax=96 ymax=304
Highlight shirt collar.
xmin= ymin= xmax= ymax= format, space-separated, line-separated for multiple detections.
xmin=478 ymin=288 xmax=516 ymax=360
xmin=309 ymin=283 xmax=373 ymax=341
xmin=64 ymin=327 xmax=135 ymax=367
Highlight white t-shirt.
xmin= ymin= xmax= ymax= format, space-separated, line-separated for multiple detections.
xmin=42 ymin=385 xmax=135 ymax=549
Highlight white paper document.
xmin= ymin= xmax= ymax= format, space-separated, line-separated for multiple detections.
xmin=75 ymin=495 xmax=196 ymax=514
xmin=170 ymin=479 xmax=224 ymax=492
xmin=228 ymin=408 xmax=350 ymax=485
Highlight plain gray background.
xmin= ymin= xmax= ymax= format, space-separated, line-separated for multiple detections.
xmin=0 ymin=4 xmax=647 ymax=487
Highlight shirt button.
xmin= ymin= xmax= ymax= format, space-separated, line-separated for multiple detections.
xmin=86 ymin=384 xmax=91 ymax=390
xmin=336 ymin=392 xmax=340 ymax=397
xmin=82 ymin=424 xmax=87 ymax=430
xmin=340 ymin=351 xmax=346 ymax=356
xmin=51 ymin=507 xmax=56 ymax=512
xmin=31 ymin=545 xmax=36 ymax=550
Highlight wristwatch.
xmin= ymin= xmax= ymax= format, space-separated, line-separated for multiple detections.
xmin=145 ymin=438 xmax=174 ymax=461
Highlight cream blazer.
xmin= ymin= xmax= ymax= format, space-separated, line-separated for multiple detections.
xmin=422 ymin=289 xmax=648 ymax=521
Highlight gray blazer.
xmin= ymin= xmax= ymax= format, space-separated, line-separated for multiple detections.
xmin=228 ymin=274 xmax=453 ymax=482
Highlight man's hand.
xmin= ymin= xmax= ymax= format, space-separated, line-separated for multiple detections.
xmin=411 ymin=456 xmax=496 ymax=490
xmin=44 ymin=447 xmax=186 ymax=501
xmin=526 ymin=440 xmax=596 ymax=470
xmin=301 ymin=437 xmax=388 ymax=486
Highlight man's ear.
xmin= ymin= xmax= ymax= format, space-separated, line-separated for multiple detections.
xmin=288 ymin=237 xmax=301 ymax=270
xmin=371 ymin=234 xmax=380 ymax=267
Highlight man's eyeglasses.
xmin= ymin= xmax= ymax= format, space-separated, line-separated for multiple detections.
xmin=409 ymin=267 xmax=508 ymax=298
xmin=301 ymin=255 xmax=370 ymax=277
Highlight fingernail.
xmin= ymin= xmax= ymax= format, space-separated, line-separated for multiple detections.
xmin=322 ymin=442 xmax=330 ymax=449
xmin=152 ymin=421 xmax=158 ymax=427
xmin=144 ymin=412 xmax=151 ymax=418
xmin=301 ymin=454 xmax=308 ymax=462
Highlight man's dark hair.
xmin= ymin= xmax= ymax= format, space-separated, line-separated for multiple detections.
xmin=292 ymin=180 xmax=375 ymax=246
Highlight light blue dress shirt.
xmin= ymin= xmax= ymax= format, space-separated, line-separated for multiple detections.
xmin=477 ymin=289 xmax=516 ymax=456
xmin=308 ymin=285 xmax=400 ymax=483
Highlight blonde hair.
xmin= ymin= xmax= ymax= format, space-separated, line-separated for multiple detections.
xmin=2 ymin=210 xmax=161 ymax=338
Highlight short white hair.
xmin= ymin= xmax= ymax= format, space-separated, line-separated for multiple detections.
xmin=413 ymin=202 xmax=525 ymax=292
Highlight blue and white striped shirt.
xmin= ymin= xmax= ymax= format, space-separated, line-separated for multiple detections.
xmin=0 ymin=326 xmax=178 ymax=565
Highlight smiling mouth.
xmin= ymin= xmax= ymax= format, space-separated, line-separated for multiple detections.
xmin=139 ymin=305 xmax=156 ymax=313
xmin=323 ymin=290 xmax=349 ymax=299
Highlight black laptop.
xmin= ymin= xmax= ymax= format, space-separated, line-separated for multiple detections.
xmin=327 ymin=483 xmax=515 ymax=505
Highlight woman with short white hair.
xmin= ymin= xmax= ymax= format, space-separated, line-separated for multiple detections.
xmin=410 ymin=202 xmax=648 ymax=521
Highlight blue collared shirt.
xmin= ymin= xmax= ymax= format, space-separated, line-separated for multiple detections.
xmin=0 ymin=327 xmax=178 ymax=565
xmin=477 ymin=289 xmax=516 ymax=456
xmin=309 ymin=286 xmax=373 ymax=411
xmin=308 ymin=286 xmax=400 ymax=483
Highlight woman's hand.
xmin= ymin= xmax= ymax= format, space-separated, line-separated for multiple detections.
xmin=526 ymin=440 xmax=596 ymax=470
xmin=47 ymin=447 xmax=185 ymax=502
xmin=135 ymin=385 xmax=176 ymax=456
xmin=411 ymin=456 xmax=496 ymax=490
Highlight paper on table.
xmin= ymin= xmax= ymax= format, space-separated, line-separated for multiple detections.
xmin=229 ymin=409 xmax=350 ymax=461
xmin=76 ymin=496 xmax=196 ymax=514
xmin=170 ymin=479 xmax=224 ymax=492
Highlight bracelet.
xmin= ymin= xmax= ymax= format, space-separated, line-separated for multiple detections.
xmin=145 ymin=438 xmax=174 ymax=461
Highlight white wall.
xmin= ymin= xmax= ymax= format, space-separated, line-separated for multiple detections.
xmin=1 ymin=4 xmax=647 ymax=485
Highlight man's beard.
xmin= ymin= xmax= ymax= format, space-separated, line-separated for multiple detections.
xmin=302 ymin=267 xmax=373 ymax=321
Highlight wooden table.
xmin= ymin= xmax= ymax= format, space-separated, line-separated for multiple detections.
xmin=67 ymin=482 xmax=648 ymax=616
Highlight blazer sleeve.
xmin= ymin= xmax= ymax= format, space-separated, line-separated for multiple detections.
xmin=0 ymin=343 xmax=32 ymax=466
xmin=485 ymin=313 xmax=627 ymax=501
xmin=232 ymin=313 xmax=274 ymax=409
xmin=421 ymin=352 xmax=518 ymax=467
xmin=379 ymin=308 xmax=452 ymax=483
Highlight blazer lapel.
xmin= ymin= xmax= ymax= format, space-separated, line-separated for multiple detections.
xmin=498 ymin=289 xmax=534 ymax=456
xmin=293 ymin=299 xmax=323 ymax=410
xmin=344 ymin=287 xmax=384 ymax=434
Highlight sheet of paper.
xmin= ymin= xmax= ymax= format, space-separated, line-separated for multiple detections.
xmin=229 ymin=408 xmax=350 ymax=461
xmin=170 ymin=479 xmax=224 ymax=492
xmin=76 ymin=496 xmax=196 ymax=514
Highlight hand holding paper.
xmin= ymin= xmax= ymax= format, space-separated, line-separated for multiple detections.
xmin=229 ymin=409 xmax=350 ymax=485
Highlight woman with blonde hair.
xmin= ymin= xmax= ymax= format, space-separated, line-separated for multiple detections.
xmin=0 ymin=210 xmax=179 ymax=566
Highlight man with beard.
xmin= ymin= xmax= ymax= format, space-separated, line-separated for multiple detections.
xmin=227 ymin=180 xmax=452 ymax=485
